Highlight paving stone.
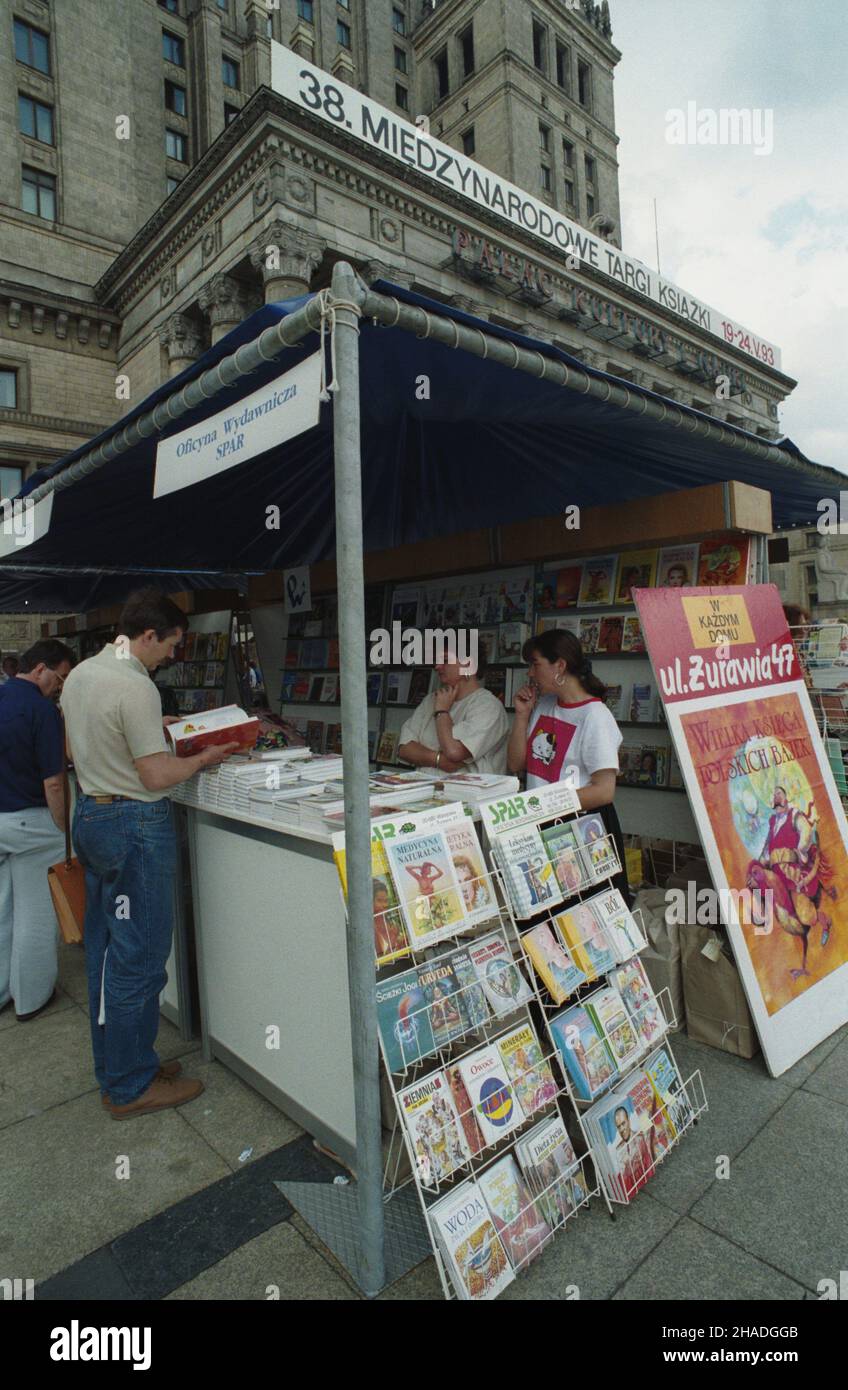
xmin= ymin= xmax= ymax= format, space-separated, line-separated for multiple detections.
xmin=801 ymin=1036 xmax=848 ymax=1108
xmin=178 ymin=1058 xmax=303 ymax=1170
xmin=0 ymin=1003 xmax=96 ymax=1129
xmin=166 ymin=1221 xmax=358 ymax=1300
xmin=612 ymin=1218 xmax=808 ymax=1300
xmin=691 ymin=1090 xmax=848 ymax=1294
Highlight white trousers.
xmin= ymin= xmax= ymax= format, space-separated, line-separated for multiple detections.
xmin=0 ymin=807 xmax=64 ymax=1016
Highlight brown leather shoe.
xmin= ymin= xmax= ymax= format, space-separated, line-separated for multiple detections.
xmin=101 ymin=1060 xmax=183 ymax=1106
xmin=108 ymin=1072 xmax=204 ymax=1120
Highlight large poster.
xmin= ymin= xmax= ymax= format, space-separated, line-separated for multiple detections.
xmin=634 ymin=582 xmax=848 ymax=1075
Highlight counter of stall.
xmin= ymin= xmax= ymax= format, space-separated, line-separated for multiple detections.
xmin=167 ymin=753 xmax=519 ymax=1164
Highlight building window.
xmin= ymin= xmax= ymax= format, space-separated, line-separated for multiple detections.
xmin=22 ymin=166 xmax=56 ymax=219
xmin=394 ymin=46 xmax=407 ymax=73
xmin=158 ymin=0 xmax=179 ymax=12
xmin=297 ymin=0 xmax=314 ymax=20
xmin=540 ymin=163 xmax=552 ymax=192
xmin=217 ymin=0 xmax=228 ymax=9
xmin=1 ymin=466 xmax=23 ymax=501
xmin=562 ymin=137 xmax=574 ymax=168
xmin=165 ymin=128 xmax=187 ymax=161
xmin=338 ymin=0 xmax=350 ymax=8
xmin=392 ymin=7 xmax=406 ymax=36
xmin=224 ymin=103 xmax=239 ymax=125
xmin=166 ymin=175 xmax=182 ymax=195
xmin=586 ymin=191 xmax=595 ymax=218
xmin=395 ymin=82 xmax=408 ymax=110
xmin=0 ymin=371 xmax=18 ymax=410
xmin=539 ymin=122 xmax=550 ymax=153
xmin=564 ymin=177 xmax=575 ymax=207
xmin=434 ymin=48 xmax=449 ymax=100
xmin=14 ymin=19 xmax=50 ymax=74
xmin=532 ymin=19 xmax=547 ymax=75
xmin=222 ymin=56 xmax=239 ymax=88
xmin=805 ymin=531 xmax=819 ymax=549
xmin=584 ymin=153 xmax=596 ymax=184
xmin=577 ymin=59 xmax=592 ymax=109
xmin=459 ymin=23 xmax=474 ymax=78
xmin=18 ymin=95 xmax=54 ymax=145
xmin=164 ymin=80 xmax=186 ymax=115
xmin=462 ymin=126 xmax=475 ymax=156
xmin=162 ymin=30 xmax=185 ymax=65
xmin=337 ymin=19 xmax=351 ymax=48
xmin=555 ymin=39 xmax=570 ymax=91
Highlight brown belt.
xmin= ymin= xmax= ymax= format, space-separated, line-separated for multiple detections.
xmin=89 ymin=794 xmax=135 ymax=804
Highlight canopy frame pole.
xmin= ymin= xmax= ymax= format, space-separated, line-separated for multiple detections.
xmin=329 ymin=261 xmax=386 ymax=1296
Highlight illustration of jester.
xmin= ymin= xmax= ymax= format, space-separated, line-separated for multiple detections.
xmin=747 ymin=785 xmax=837 ymax=980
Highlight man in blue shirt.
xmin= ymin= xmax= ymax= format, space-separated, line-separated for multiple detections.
xmin=0 ymin=638 xmax=75 ymax=1020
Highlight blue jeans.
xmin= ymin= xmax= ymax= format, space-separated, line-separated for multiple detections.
xmin=73 ymin=795 xmax=177 ymax=1105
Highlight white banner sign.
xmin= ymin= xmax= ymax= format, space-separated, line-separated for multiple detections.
xmin=284 ymin=565 xmax=311 ymax=614
xmin=153 ymin=351 xmax=322 ymax=499
xmin=271 ymin=42 xmax=781 ymax=371
xmin=0 ymin=491 xmax=54 ymax=557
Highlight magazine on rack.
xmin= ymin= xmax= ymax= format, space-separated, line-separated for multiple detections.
xmin=515 ymin=1114 xmax=584 ymax=1226
xmin=398 ymin=1070 xmax=469 ymax=1186
xmin=493 ymin=823 xmax=564 ymax=918
xmin=540 ymin=820 xmax=592 ymax=896
xmin=575 ymin=813 xmax=620 ymax=882
xmin=443 ymin=818 xmax=497 ymax=926
xmin=477 ymin=1155 xmax=550 ymax=1271
xmin=522 ymin=921 xmax=586 ymax=1003
xmin=586 ymin=1071 xmax=659 ymax=1201
xmin=613 ymin=956 xmax=665 ymax=1050
xmin=550 ymin=1004 xmax=617 ymax=1102
xmin=385 ymin=828 xmax=467 ymax=946
xmin=429 ymin=1179 xmax=514 ymax=1300
xmin=497 ymin=1021 xmax=559 ymax=1119
xmin=590 ymin=887 xmax=648 ymax=962
xmin=457 ymin=1042 xmax=526 ymax=1147
xmin=585 ymin=985 xmax=642 ymax=1071
xmin=554 ymin=899 xmax=615 ymax=981
xmin=467 ymin=931 xmax=534 ymax=1018
xmin=376 ymin=966 xmax=434 ymax=1072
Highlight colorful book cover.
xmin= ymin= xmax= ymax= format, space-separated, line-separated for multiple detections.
xmin=540 ymin=821 xmax=589 ymax=896
xmin=595 ymin=1083 xmax=656 ymax=1200
xmin=375 ymin=730 xmax=398 ymax=763
xmin=477 ymin=1155 xmax=550 ymax=1271
xmin=578 ymin=555 xmax=618 ymax=606
xmin=597 ymin=615 xmax=625 ymax=654
xmin=457 ymin=1043 xmax=526 ymax=1147
xmin=386 ymin=830 xmax=467 ymax=945
xmin=333 ymin=838 xmax=410 ymax=966
xmin=614 ymin=956 xmax=664 ymax=1048
xmin=444 ymin=944 xmax=490 ymax=1030
xmin=616 ymin=549 xmax=658 ymax=603
xmin=467 ymin=931 xmax=534 ymax=1018
xmin=629 ymin=683 xmax=656 ymax=722
xmin=696 ymin=534 xmax=750 ymax=586
xmin=293 ymin=673 xmax=311 ymax=700
xmin=444 ymin=819 xmax=495 ymax=926
xmin=376 ymin=967 xmax=434 ymax=1071
xmin=398 ymin=1071 xmax=470 ymax=1187
xmin=417 ymin=954 xmax=472 ymax=1049
xmin=576 ymin=812 xmax=620 ymax=881
xmin=495 ymin=824 xmax=563 ymax=918
xmin=591 ymin=887 xmax=648 ymax=962
xmin=657 ymin=543 xmax=699 ymax=590
xmin=578 ymin=617 xmax=601 ymax=653
xmin=550 ymin=1004 xmax=617 ymax=1102
xmin=646 ymin=1047 xmax=692 ymax=1142
xmin=484 ymin=667 xmax=507 ymax=705
xmin=585 ymin=986 xmax=641 ymax=1069
xmin=366 ymin=673 xmax=384 ymax=705
xmin=497 ymin=622 xmax=530 ymax=663
xmin=390 ymin=587 xmax=421 ymax=627
xmin=445 ymin=1064 xmax=485 ymax=1156
xmin=386 ymin=671 xmax=412 ymax=705
xmin=523 ymin=921 xmax=585 ymax=1003
xmin=554 ymin=901 xmax=615 ymax=981
xmin=497 ymin=1022 xmax=558 ymax=1118
xmin=621 ymin=616 xmax=646 ymax=652
xmin=604 ymin=683 xmax=626 ymax=718
xmin=516 ymin=1115 xmax=580 ymax=1226
xmin=429 ymin=1180 xmax=514 ymax=1300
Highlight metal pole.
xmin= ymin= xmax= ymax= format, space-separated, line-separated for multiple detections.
xmin=330 ymin=260 xmax=386 ymax=1296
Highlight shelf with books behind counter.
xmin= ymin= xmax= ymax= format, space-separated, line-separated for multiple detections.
xmin=279 ymin=585 xmax=388 ymax=759
xmin=478 ymin=779 xmax=707 ymax=1212
xmin=375 ymin=566 xmax=536 ymax=773
xmin=529 ymin=540 xmax=759 ymax=836
xmin=332 ymin=798 xmax=596 ymax=1300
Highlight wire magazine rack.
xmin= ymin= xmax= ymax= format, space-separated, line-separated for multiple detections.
xmin=363 ymin=797 xmax=707 ymax=1300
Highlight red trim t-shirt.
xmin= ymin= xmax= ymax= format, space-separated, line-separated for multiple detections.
xmin=525 ymin=696 xmax=621 ymax=789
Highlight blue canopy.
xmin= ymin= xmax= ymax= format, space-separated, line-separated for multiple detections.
xmin=3 ymin=282 xmax=840 ymax=611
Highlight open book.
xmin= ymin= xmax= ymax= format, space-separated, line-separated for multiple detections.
xmin=166 ymin=704 xmax=260 ymax=758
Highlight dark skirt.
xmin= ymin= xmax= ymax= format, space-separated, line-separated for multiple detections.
xmin=598 ymin=799 xmax=633 ymax=907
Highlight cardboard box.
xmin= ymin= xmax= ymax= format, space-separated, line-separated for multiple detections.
xmin=680 ymin=926 xmax=760 ymax=1059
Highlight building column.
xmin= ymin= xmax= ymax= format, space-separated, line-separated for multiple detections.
xmin=198 ymin=273 xmax=253 ymax=344
xmin=243 ymin=0 xmax=272 ymax=88
xmin=249 ymin=223 xmax=324 ymax=303
xmin=158 ymin=312 xmax=205 ymax=379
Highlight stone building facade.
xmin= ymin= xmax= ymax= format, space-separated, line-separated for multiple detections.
xmin=1 ymin=0 xmax=794 ymax=508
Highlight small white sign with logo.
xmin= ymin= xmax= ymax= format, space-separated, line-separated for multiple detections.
xmin=284 ymin=566 xmax=311 ymax=614
xmin=153 ymin=351 xmax=321 ymax=499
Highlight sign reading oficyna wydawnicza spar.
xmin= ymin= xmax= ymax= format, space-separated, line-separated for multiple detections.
xmin=271 ymin=42 xmax=781 ymax=371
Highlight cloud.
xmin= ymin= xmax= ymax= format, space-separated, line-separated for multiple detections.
xmin=611 ymin=0 xmax=848 ymax=471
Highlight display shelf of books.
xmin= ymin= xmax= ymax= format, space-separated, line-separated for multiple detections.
xmin=332 ymin=799 xmax=598 ymax=1300
xmin=478 ymin=780 xmax=707 ymax=1213
xmin=155 ymin=628 xmax=231 ymax=715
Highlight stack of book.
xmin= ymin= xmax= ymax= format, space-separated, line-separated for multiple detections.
xmin=549 ymin=962 xmax=666 ymax=1104
xmin=583 ymin=1046 xmax=692 ymax=1202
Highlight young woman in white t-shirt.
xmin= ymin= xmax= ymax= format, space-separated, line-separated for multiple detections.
xmin=507 ymin=628 xmax=630 ymax=901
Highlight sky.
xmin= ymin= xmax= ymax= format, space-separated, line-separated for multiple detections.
xmin=609 ymin=0 xmax=847 ymax=470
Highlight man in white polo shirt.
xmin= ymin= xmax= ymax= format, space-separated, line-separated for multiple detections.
xmin=62 ymin=589 xmax=236 ymax=1120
